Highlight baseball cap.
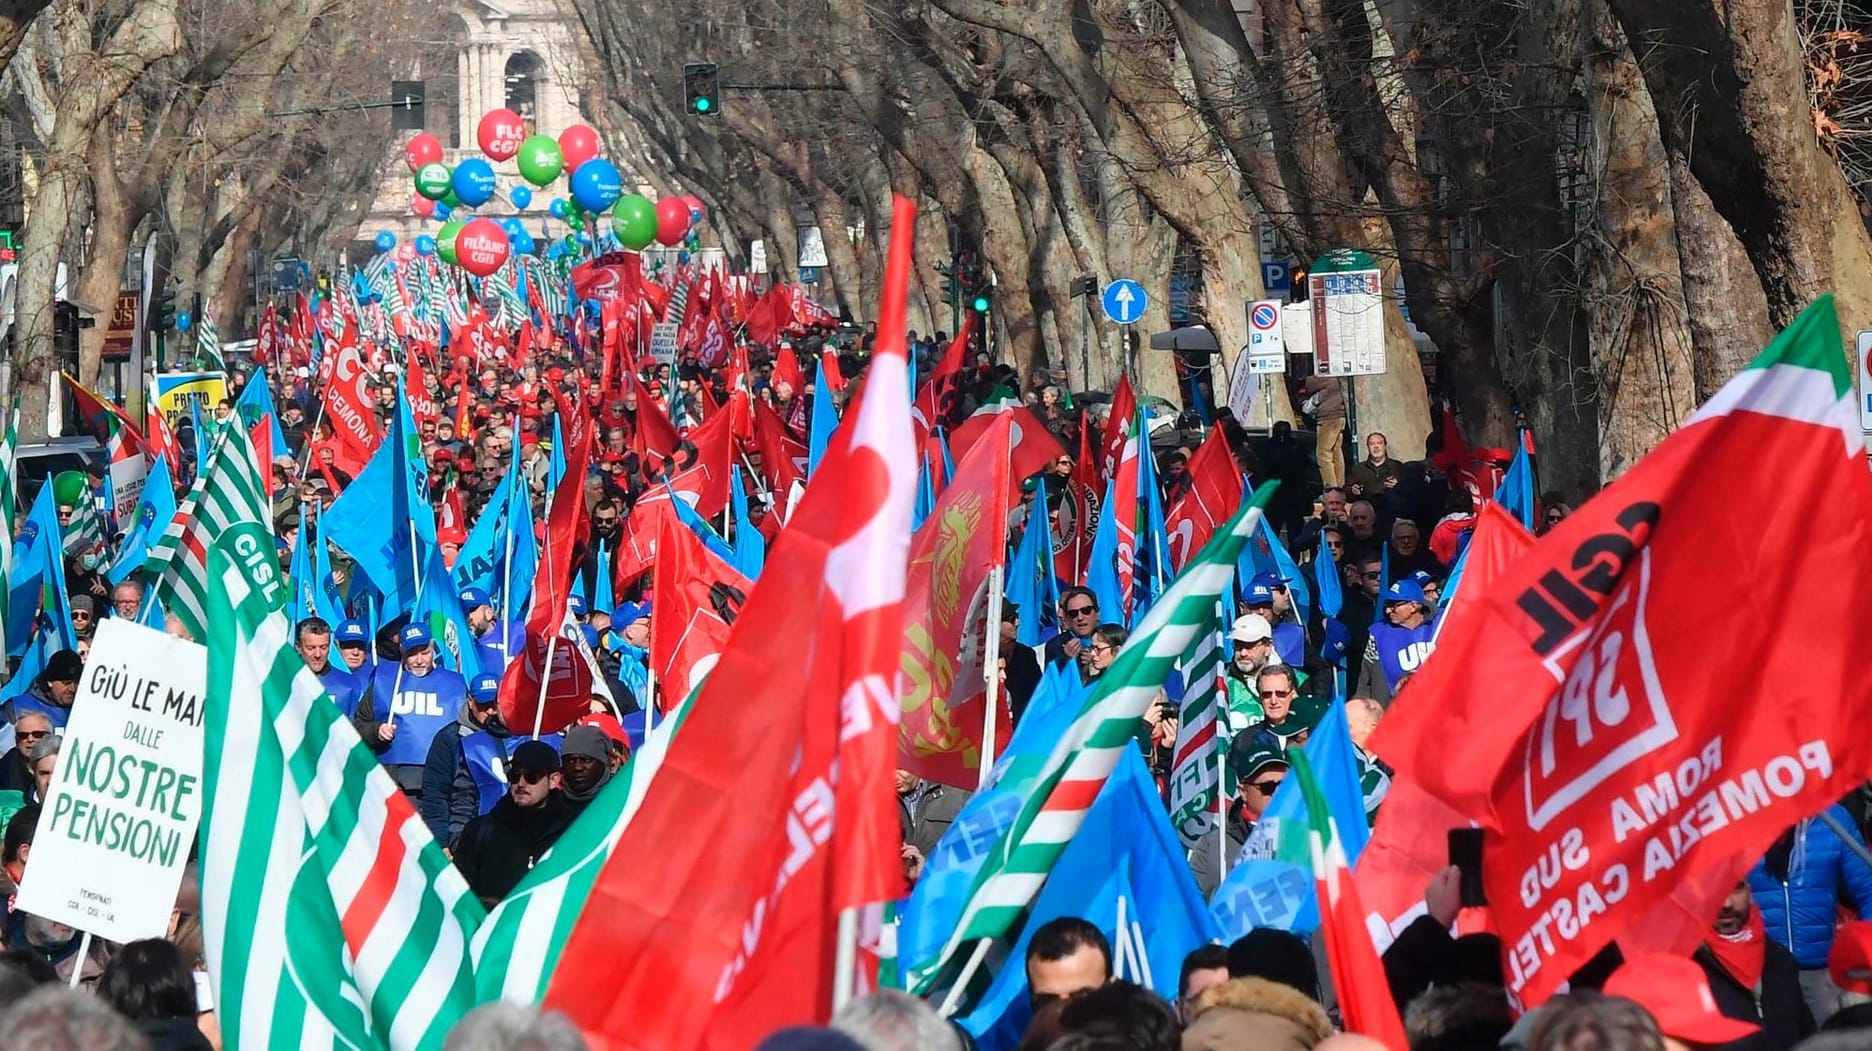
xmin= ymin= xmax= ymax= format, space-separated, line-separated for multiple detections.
xmin=509 ymin=740 xmax=561 ymax=776
xmin=568 ymin=594 xmax=587 ymax=617
xmin=1228 ymin=737 xmax=1288 ymax=784
xmin=1248 ymin=572 xmax=1287 ymax=593
xmin=336 ymin=619 xmax=370 ymax=645
xmin=459 ymin=587 xmax=492 ymax=611
xmin=614 ymin=600 xmax=653 ymax=625
xmin=1831 ymin=921 xmax=1872 ymax=996
xmin=1319 ymin=618 xmax=1352 ymax=665
xmin=1242 ymin=580 xmax=1276 ymax=607
xmin=1384 ymin=579 xmax=1426 ymax=605
xmin=1409 ymin=570 xmax=1437 ymax=590
xmin=1604 ymin=952 xmax=1759 ymax=1045
xmin=1230 ymin=614 xmax=1273 ymax=644
xmin=398 ymin=623 xmax=434 ymax=652
xmin=469 ymin=673 xmax=500 ymax=703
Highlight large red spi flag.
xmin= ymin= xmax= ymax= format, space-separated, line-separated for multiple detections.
xmin=545 ymin=197 xmax=919 ymax=1048
xmin=1370 ymin=297 xmax=1872 ymax=1008
xmin=1163 ymin=425 xmax=1245 ymax=571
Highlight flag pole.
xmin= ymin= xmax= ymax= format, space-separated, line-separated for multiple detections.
xmin=832 ymin=907 xmax=859 ymax=1015
xmin=1215 ymin=601 xmax=1229 ymax=882
xmin=978 ymin=560 xmax=1006 ymax=791
xmin=531 ymin=632 xmax=557 ymax=741
xmin=67 ymin=931 xmax=91 ymax=987
xmin=937 ymin=937 xmax=993 ymax=1018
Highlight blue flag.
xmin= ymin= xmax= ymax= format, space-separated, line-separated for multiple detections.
xmin=323 ymin=382 xmax=435 ymax=613
xmin=958 ymin=750 xmax=1221 ymax=1047
xmin=1006 ymin=479 xmax=1056 ymax=647
xmin=108 ymin=455 xmax=176 ymax=586
xmin=1209 ymin=699 xmax=1372 ymax=939
xmin=808 ymin=359 xmax=837 ymax=477
xmin=289 ymin=508 xmax=317 ymax=622
xmin=728 ymin=466 xmax=765 ymax=581
xmin=1083 ymin=477 xmax=1123 ymax=621
xmin=898 ymin=666 xmax=1091 ymax=979
xmin=232 ymin=375 xmax=289 ymax=457
xmin=549 ymin=411 xmax=568 ymax=492
xmin=913 ymin=450 xmax=936 ymax=533
xmin=8 ymin=482 xmax=75 ymax=657
xmin=1242 ymin=517 xmax=1314 ymax=628
xmin=453 ymin=455 xmax=538 ymax=619
xmin=1314 ymin=525 xmax=1343 ymax=620
xmin=311 ymin=504 xmax=347 ymax=627
xmin=1498 ymin=434 xmax=1535 ymax=529
xmin=591 ymin=537 xmax=615 ymax=614
xmin=413 ymin=545 xmax=482 ymax=680
xmin=667 ymin=484 xmax=735 ymax=562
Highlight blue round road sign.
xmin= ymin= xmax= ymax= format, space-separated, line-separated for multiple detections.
xmin=1102 ymin=279 xmax=1148 ymax=326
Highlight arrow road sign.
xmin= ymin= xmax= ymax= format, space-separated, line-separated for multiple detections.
xmin=1102 ymin=279 xmax=1148 ymax=326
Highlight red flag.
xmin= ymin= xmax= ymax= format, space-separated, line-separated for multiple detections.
xmin=247 ymin=416 xmax=273 ymax=482
xmin=546 ymin=196 xmax=921 ymax=1047
xmin=438 ymin=487 xmax=469 ymax=550
xmin=744 ymin=284 xmax=794 ymax=346
xmin=751 ymin=398 xmax=806 ymax=499
xmin=948 ymin=405 xmax=1065 ymax=486
xmin=899 ymin=414 xmax=1013 ymax=787
xmin=1370 ymin=301 xmax=1872 ymax=1007
xmin=821 ymin=348 xmax=847 ymax=393
xmin=638 ymin=409 xmax=733 ymax=520
xmin=1163 ymin=427 xmax=1244 ymax=571
xmin=63 ymin=374 xmax=151 ymax=456
xmin=404 ymin=352 xmax=439 ymax=423
xmin=1054 ymin=421 xmax=1101 ymax=584
xmin=319 ymin=327 xmax=381 ymax=471
xmin=629 ymin=370 xmax=683 ymax=468
xmin=145 ymin=400 xmax=181 ymax=477
xmin=649 ymin=512 xmax=751 ymax=709
xmin=1101 ymin=374 xmax=1137 ymax=484
xmin=773 ymin=342 xmax=805 ymax=396
xmin=911 ymin=317 xmax=972 ymax=447
xmin=497 ymin=387 xmax=596 ymax=737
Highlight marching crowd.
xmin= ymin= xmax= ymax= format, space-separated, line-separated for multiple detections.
xmin=0 ymin=318 xmax=1864 ymax=1051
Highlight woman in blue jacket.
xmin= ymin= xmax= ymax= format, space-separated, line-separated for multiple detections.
xmin=1749 ymin=804 xmax=1872 ymax=1025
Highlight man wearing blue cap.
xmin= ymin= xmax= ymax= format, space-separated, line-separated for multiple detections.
xmin=295 ymin=617 xmax=361 ymax=719
xmin=1240 ymin=572 xmax=1306 ymax=669
xmin=353 ymin=622 xmax=470 ymax=802
xmin=1361 ymin=579 xmax=1439 ymax=705
xmin=420 ymin=671 xmax=545 ymax=849
xmin=460 ymin=588 xmax=523 ymax=673
xmin=606 ymin=600 xmax=651 ymax=709
xmin=334 ymin=618 xmax=373 ymax=678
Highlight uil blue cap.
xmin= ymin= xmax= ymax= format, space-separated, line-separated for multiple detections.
xmin=1320 ymin=618 xmax=1352 ymax=665
xmin=614 ymin=600 xmax=652 ymax=625
xmin=336 ymin=619 xmax=369 ymax=645
xmin=1384 ymin=579 xmax=1426 ymax=605
xmin=469 ymin=673 xmax=500 ymax=702
xmin=1243 ymin=580 xmax=1275 ymax=607
xmin=1409 ymin=570 xmax=1436 ymax=589
xmin=459 ymin=586 xmax=492 ymax=611
xmin=568 ymin=594 xmax=588 ymax=617
xmin=399 ymin=622 xmax=434 ymax=651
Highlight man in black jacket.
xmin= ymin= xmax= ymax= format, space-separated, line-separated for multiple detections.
xmin=1685 ymin=880 xmax=1814 ymax=1050
xmin=451 ymin=741 xmax=573 ymax=907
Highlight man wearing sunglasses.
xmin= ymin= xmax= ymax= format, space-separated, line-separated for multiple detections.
xmin=1189 ymin=743 xmax=1289 ymax=898
xmin=0 ymin=712 xmax=52 ymax=803
xmin=1043 ymin=587 xmax=1101 ymax=671
xmin=450 ymin=740 xmax=573 ymax=908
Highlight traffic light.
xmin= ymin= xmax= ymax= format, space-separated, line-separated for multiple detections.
xmin=685 ymin=63 xmax=721 ymax=116
xmin=934 ymin=260 xmax=957 ymax=305
xmin=151 ymin=288 xmax=176 ymax=333
xmin=390 ymin=80 xmax=426 ymax=132
xmin=970 ymin=287 xmax=992 ymax=314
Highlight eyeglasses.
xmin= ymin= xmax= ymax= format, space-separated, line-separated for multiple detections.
xmin=71 ymin=612 xmax=92 ymax=620
xmin=514 ymin=769 xmax=553 ymax=785
xmin=1262 ymin=689 xmax=1295 ymax=700
xmin=16 ymin=730 xmax=49 ymax=742
xmin=595 ymin=517 xmax=619 ymax=526
xmin=1361 ymin=571 xmax=1381 ymax=580
xmin=1089 ymin=643 xmax=1116 ymax=655
xmin=1064 ymin=605 xmax=1097 ymax=617
xmin=1249 ymin=778 xmax=1285 ymax=795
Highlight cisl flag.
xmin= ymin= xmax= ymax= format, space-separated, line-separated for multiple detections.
xmin=1370 ymin=296 xmax=1872 ymax=1007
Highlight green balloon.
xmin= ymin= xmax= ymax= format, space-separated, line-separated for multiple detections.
xmin=437 ymin=218 xmax=466 ymax=265
xmin=442 ymin=187 xmax=461 ymax=209
xmin=515 ymin=135 xmax=564 ymax=187
xmin=612 ymin=194 xmax=658 ymax=251
xmin=52 ymin=470 xmax=88 ymax=508
xmin=414 ymin=163 xmax=452 ymax=201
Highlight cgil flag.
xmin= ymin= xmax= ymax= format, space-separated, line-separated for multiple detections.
xmin=199 ymin=522 xmax=484 ymax=1050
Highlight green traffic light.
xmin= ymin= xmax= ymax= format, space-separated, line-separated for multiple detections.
xmin=972 ymin=296 xmax=990 ymax=312
xmin=696 ymin=97 xmax=712 ymax=112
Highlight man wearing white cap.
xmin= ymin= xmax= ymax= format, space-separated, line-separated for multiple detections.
xmin=1222 ymin=614 xmax=1281 ymax=739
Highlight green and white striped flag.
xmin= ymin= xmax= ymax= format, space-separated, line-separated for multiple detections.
xmin=146 ymin=423 xmax=271 ymax=639
xmin=471 ymin=693 xmax=695 ymax=1003
xmin=196 ymin=315 xmax=226 ymax=373
xmin=201 ymin=521 xmax=484 ymax=1050
xmin=1167 ymin=603 xmax=1228 ymax=847
xmin=0 ymin=399 xmax=17 ymax=646
xmin=923 ymin=483 xmax=1274 ymax=985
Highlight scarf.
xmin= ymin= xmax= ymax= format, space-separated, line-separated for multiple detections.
xmin=1704 ymin=907 xmax=1767 ymax=991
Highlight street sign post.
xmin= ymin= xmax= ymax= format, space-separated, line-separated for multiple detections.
xmin=1102 ymin=279 xmax=1148 ymax=326
xmin=1246 ymin=299 xmax=1285 ymax=374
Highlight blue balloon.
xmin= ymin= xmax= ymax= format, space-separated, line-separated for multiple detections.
xmin=549 ymin=198 xmax=569 ymax=220
xmin=452 ymin=157 xmax=498 ymax=208
xmin=510 ymin=185 xmax=533 ymax=210
xmin=176 ymin=312 xmax=192 ymax=333
xmin=512 ymin=230 xmax=536 ymax=255
xmin=569 ymin=158 xmax=622 ymax=214
xmin=415 ymin=234 xmax=437 ymax=256
xmin=374 ymin=230 xmax=396 ymax=252
xmin=677 ymin=249 xmax=691 ymax=265
xmin=433 ymin=202 xmax=452 ymax=222
xmin=502 ymin=217 xmax=525 ymax=237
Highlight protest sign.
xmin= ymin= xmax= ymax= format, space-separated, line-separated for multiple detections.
xmin=15 ymin=619 xmax=207 ymax=943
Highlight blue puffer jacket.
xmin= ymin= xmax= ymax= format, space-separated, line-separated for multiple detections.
xmin=1748 ymin=805 xmax=1872 ymax=968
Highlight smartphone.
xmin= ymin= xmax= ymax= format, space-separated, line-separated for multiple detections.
xmin=1448 ymin=827 xmax=1487 ymax=908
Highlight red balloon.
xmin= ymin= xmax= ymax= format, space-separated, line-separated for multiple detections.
xmin=681 ymin=194 xmax=706 ymax=221
xmin=456 ymin=217 xmax=511 ymax=276
xmin=411 ymin=194 xmax=437 ymax=219
xmin=477 ymin=109 xmax=527 ymax=162
xmin=559 ymin=124 xmax=601 ymax=171
xmin=404 ymin=132 xmax=443 ymax=173
xmin=655 ymin=196 xmax=692 ymax=246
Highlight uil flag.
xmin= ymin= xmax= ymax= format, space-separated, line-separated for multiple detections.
xmin=545 ymin=197 xmax=921 ymax=1048
xmin=1371 ymin=296 xmax=1872 ymax=1007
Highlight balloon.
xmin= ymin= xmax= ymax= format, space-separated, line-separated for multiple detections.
xmin=52 ymin=471 xmax=88 ymax=508
xmin=558 ymin=124 xmax=601 ymax=172
xmin=456 ymin=217 xmax=511 ymax=277
xmin=411 ymin=194 xmax=436 ymax=219
xmin=677 ymin=249 xmax=691 ymax=265
xmin=682 ymin=194 xmax=706 ymax=221
xmin=442 ymin=187 xmax=461 ymax=209
xmin=549 ymin=197 xmax=569 ymax=220
xmin=415 ymin=234 xmax=437 ymax=256
xmin=570 ymin=159 xmax=622 ymax=214
xmin=394 ymin=242 xmax=417 ymax=264
xmin=414 ymin=162 xmax=452 ymax=201
xmin=404 ymin=132 xmax=443 ymax=173
xmin=374 ymin=230 xmax=396 ymax=253
xmin=437 ymin=218 xmax=466 ymax=265
xmin=510 ymin=185 xmax=533 ymax=210
xmin=611 ymin=194 xmax=658 ymax=251
xmin=654 ymin=196 xmax=691 ymax=246
xmin=476 ymin=108 xmax=526 ymax=161
xmin=452 ymin=158 xmax=497 ymax=208
xmin=176 ymin=312 xmax=192 ymax=333
xmin=433 ymin=202 xmax=452 ymax=222
xmin=512 ymin=229 xmax=536 ymax=256
xmin=516 ymin=135 xmax=565 ymax=187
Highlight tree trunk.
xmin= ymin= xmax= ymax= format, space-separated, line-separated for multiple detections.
xmin=74 ymin=141 xmax=141 ymax=386
xmin=0 ymin=2 xmax=52 ymax=77
xmin=1667 ymin=153 xmax=1773 ymax=399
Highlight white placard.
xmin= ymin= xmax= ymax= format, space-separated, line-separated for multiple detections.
xmin=750 ymin=240 xmax=768 ymax=275
xmin=649 ymin=322 xmax=680 ymax=364
xmin=1282 ymin=301 xmax=1314 ymax=355
xmin=798 ymin=226 xmax=829 ymax=268
xmin=15 ymin=620 xmax=206 ymax=943
xmin=1226 ymin=356 xmax=1262 ymax=422
xmin=1308 ymin=269 xmax=1388 ymax=376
